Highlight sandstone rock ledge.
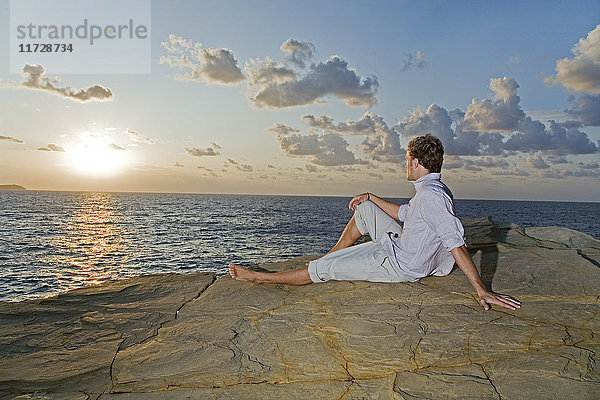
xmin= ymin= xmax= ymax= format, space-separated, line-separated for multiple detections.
xmin=1 ymin=217 xmax=599 ymax=399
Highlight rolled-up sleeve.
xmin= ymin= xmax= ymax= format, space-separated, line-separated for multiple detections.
xmin=419 ymin=190 xmax=465 ymax=251
xmin=398 ymin=204 xmax=409 ymax=221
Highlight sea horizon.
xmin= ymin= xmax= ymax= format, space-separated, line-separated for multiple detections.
xmin=2 ymin=186 xmax=599 ymax=204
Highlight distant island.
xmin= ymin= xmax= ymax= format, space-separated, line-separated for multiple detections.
xmin=0 ymin=184 xmax=27 ymax=190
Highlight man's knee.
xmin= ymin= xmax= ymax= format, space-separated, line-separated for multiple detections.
xmin=354 ymin=200 xmax=376 ymax=235
xmin=355 ymin=200 xmax=376 ymax=216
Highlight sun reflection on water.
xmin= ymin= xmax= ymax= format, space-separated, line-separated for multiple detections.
xmin=48 ymin=192 xmax=133 ymax=292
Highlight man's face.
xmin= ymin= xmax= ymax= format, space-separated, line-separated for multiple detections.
xmin=405 ymin=151 xmax=418 ymax=181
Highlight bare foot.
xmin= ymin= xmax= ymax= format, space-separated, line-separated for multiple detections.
xmin=229 ymin=263 xmax=261 ymax=282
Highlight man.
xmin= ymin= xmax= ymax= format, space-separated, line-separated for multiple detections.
xmin=229 ymin=134 xmax=520 ymax=311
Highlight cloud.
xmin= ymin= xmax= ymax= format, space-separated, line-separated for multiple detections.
xmin=566 ymin=94 xmax=600 ymax=126
xmin=160 ymin=34 xmax=244 ymax=84
xmin=161 ymin=34 xmax=192 ymax=53
xmin=395 ymin=77 xmax=599 ymax=157
xmin=21 ymin=64 xmax=112 ymax=102
xmin=186 ymin=146 xmax=221 ymax=157
xmin=547 ymin=155 xmax=569 ymax=164
xmin=37 ymin=143 xmax=65 ymax=152
xmin=161 ymin=36 xmax=377 ymax=108
xmin=491 ymin=169 xmax=530 ymax=177
xmin=303 ymin=112 xmax=405 ymax=163
xmin=237 ymin=164 xmax=253 ymax=172
xmin=304 ymin=112 xmax=382 ymax=135
xmin=539 ymin=166 xmax=600 ymax=179
xmin=200 ymin=48 xmax=246 ymax=84
xmin=270 ymin=123 xmax=366 ymax=166
xmin=0 ymin=135 xmax=24 ymax=144
xmin=267 ymin=123 xmax=300 ymax=136
xmin=280 ymin=39 xmax=315 ymax=68
xmin=545 ymin=24 xmax=600 ymax=93
xmin=564 ymin=168 xmax=600 ymax=177
xmin=224 ymin=158 xmax=253 ymax=172
xmin=525 ymin=154 xmax=550 ymax=169
xmin=127 ymin=129 xmax=154 ymax=144
xmin=508 ymin=56 xmax=520 ymax=65
xmin=443 ymin=155 xmax=464 ymax=169
xmin=540 ymin=170 xmax=565 ymax=179
xmin=109 ymin=143 xmax=126 ymax=151
xmin=247 ymin=39 xmax=378 ymax=108
xmin=401 ymin=50 xmax=426 ymax=71
xmin=462 ymin=77 xmax=525 ymax=132
xmin=469 ymin=156 xmax=510 ymax=168
xmin=504 ymin=119 xmax=598 ymax=155
xmin=305 ymin=163 xmax=318 ymax=173
xmin=245 ymin=57 xmax=296 ymax=85
xmin=443 ymin=155 xmax=511 ymax=172
xmin=395 ymin=103 xmax=505 ymax=156
xmin=578 ymin=160 xmax=600 ymax=169
xmin=336 ymin=166 xmax=359 ymax=173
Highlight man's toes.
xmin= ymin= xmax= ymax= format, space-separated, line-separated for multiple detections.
xmin=228 ymin=264 xmax=237 ymax=278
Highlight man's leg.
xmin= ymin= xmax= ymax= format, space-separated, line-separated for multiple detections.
xmin=229 ymin=213 xmax=361 ymax=285
xmin=327 ymin=215 xmax=362 ymax=254
xmin=228 ymin=201 xmax=399 ymax=286
xmin=354 ymin=201 xmax=402 ymax=242
xmin=229 ymin=263 xmax=312 ymax=285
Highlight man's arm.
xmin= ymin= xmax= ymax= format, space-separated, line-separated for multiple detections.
xmin=349 ymin=193 xmax=400 ymax=220
xmin=451 ymin=245 xmax=521 ymax=311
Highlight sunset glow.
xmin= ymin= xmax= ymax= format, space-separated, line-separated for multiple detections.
xmin=68 ymin=132 xmax=128 ymax=176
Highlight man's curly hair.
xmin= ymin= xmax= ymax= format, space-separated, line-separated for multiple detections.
xmin=407 ymin=133 xmax=444 ymax=173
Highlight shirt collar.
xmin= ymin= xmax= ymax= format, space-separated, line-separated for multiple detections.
xmin=413 ymin=172 xmax=441 ymax=191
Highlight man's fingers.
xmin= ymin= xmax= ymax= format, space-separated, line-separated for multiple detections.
xmin=495 ymin=294 xmax=521 ymax=307
xmin=348 ymin=196 xmax=361 ymax=210
xmin=479 ymin=299 xmax=490 ymax=310
xmin=349 ymin=199 xmax=357 ymax=210
xmin=480 ymin=293 xmax=521 ymax=310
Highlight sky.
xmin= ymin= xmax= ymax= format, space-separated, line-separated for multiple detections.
xmin=1 ymin=0 xmax=599 ymax=201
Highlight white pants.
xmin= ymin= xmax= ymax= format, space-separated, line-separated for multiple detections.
xmin=307 ymin=201 xmax=408 ymax=283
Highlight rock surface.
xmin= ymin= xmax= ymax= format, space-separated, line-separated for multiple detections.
xmin=1 ymin=217 xmax=599 ymax=399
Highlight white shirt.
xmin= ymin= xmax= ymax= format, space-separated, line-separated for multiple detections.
xmin=382 ymin=173 xmax=466 ymax=282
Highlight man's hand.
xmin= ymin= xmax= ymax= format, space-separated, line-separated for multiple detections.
xmin=349 ymin=193 xmax=369 ymax=211
xmin=451 ymin=245 xmax=522 ymax=311
xmin=477 ymin=289 xmax=521 ymax=311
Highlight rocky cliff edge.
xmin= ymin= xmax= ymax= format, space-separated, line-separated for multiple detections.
xmin=1 ymin=217 xmax=599 ymax=399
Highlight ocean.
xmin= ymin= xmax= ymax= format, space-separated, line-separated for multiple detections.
xmin=1 ymin=191 xmax=599 ymax=302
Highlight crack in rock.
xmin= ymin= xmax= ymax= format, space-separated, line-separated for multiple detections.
xmin=577 ymin=249 xmax=600 ymax=269
xmin=337 ymin=379 xmax=355 ymax=400
xmin=176 ymin=274 xmax=218 ymax=319
xmin=103 ymin=275 xmax=218 ymax=394
xmin=105 ymin=338 xmax=125 ymax=395
xmin=311 ymin=297 xmax=355 ymax=383
xmin=476 ymin=363 xmax=502 ymax=400
xmin=251 ymin=319 xmax=289 ymax=382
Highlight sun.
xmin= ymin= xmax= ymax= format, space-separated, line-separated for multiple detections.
xmin=69 ymin=132 xmax=128 ymax=176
